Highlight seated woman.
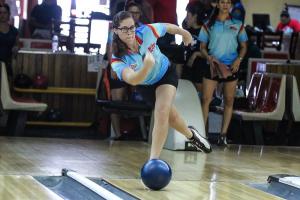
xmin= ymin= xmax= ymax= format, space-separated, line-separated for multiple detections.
xmin=0 ymin=3 xmax=18 ymax=82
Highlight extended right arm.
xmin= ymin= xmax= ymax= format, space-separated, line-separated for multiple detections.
xmin=121 ymin=52 xmax=155 ymax=86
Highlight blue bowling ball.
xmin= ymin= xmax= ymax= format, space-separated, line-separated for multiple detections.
xmin=141 ymin=159 xmax=172 ymax=190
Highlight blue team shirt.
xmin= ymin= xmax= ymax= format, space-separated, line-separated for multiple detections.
xmin=111 ymin=23 xmax=169 ymax=85
xmin=198 ymin=17 xmax=248 ymax=65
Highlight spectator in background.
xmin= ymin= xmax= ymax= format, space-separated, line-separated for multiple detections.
xmin=181 ymin=1 xmax=208 ymax=94
xmin=110 ymin=0 xmax=125 ymax=17
xmin=231 ymin=0 xmax=245 ymax=22
xmin=125 ymin=1 xmax=146 ymax=26
xmin=183 ymin=0 xmax=213 ymax=29
xmin=146 ymin=0 xmax=177 ymax=47
xmin=276 ymin=10 xmax=300 ymax=34
xmin=0 ymin=0 xmax=17 ymax=23
xmin=125 ymin=0 xmax=153 ymax=24
xmin=0 ymin=3 xmax=18 ymax=79
xmin=146 ymin=0 xmax=177 ymax=25
xmin=29 ymin=0 xmax=62 ymax=39
xmin=199 ymin=0 xmax=247 ymax=146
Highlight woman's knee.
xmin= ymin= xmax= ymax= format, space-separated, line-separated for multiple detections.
xmin=223 ymin=96 xmax=235 ymax=107
xmin=201 ymin=95 xmax=213 ymax=105
xmin=155 ymin=104 xmax=171 ymax=122
xmin=156 ymin=105 xmax=171 ymax=117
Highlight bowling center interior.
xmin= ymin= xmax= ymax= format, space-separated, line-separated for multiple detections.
xmin=0 ymin=0 xmax=300 ymax=199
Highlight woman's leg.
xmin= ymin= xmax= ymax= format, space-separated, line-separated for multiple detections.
xmin=201 ymin=78 xmax=218 ymax=130
xmin=168 ymin=104 xmax=212 ymax=153
xmin=194 ymin=82 xmax=203 ymax=94
xmin=168 ymin=105 xmax=192 ymax=138
xmin=175 ymin=63 xmax=184 ymax=78
xmin=221 ymin=80 xmax=238 ymax=135
xmin=150 ymin=84 xmax=176 ymax=159
xmin=150 ymin=83 xmax=212 ymax=159
xmin=110 ymin=87 xmax=127 ymax=138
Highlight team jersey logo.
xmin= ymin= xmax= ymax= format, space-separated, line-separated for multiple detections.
xmin=229 ymin=25 xmax=238 ymax=31
xmin=148 ymin=43 xmax=155 ymax=53
xmin=130 ymin=63 xmax=137 ymax=70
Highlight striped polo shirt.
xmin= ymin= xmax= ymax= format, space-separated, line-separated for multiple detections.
xmin=198 ymin=17 xmax=248 ymax=65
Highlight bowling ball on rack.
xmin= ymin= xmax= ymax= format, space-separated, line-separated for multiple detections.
xmin=32 ymin=74 xmax=48 ymax=89
xmin=14 ymin=73 xmax=32 ymax=88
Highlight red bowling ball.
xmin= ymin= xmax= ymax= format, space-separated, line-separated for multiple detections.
xmin=33 ymin=74 xmax=48 ymax=89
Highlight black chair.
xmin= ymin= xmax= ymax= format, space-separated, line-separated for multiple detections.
xmin=261 ymin=32 xmax=283 ymax=51
xmin=95 ymin=68 xmax=152 ymax=140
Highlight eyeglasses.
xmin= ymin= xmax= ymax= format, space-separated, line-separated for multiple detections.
xmin=117 ymin=25 xmax=136 ymax=33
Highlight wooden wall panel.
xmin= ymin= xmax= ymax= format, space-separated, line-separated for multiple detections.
xmin=13 ymin=51 xmax=98 ymax=123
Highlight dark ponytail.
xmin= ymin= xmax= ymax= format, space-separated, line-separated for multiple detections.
xmin=112 ymin=11 xmax=133 ymax=58
xmin=207 ymin=7 xmax=219 ymax=28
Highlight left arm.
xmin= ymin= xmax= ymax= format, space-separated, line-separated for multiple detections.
xmin=12 ymin=29 xmax=19 ymax=58
xmin=187 ymin=51 xmax=203 ymax=67
xmin=231 ymin=41 xmax=247 ymax=73
xmin=164 ymin=23 xmax=192 ymax=46
xmin=12 ymin=35 xmax=19 ymax=55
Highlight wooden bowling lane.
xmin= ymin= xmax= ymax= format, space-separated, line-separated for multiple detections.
xmin=0 ymin=137 xmax=299 ymax=200
xmin=0 ymin=175 xmax=63 ymax=200
xmin=105 ymin=179 xmax=283 ymax=200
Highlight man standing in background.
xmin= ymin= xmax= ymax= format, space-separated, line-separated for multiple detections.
xmin=29 ymin=0 xmax=62 ymax=39
xmin=276 ymin=10 xmax=300 ymax=34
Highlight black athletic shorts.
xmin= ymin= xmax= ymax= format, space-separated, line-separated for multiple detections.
xmin=203 ymin=63 xmax=239 ymax=83
xmin=136 ymin=64 xmax=178 ymax=107
xmin=109 ymin=77 xmax=128 ymax=89
xmin=182 ymin=57 xmax=207 ymax=84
